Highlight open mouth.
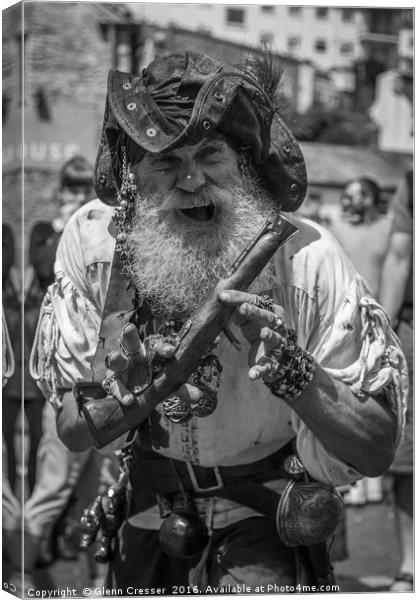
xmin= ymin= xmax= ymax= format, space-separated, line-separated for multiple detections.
xmin=179 ymin=203 xmax=215 ymax=222
xmin=344 ymin=208 xmax=363 ymax=223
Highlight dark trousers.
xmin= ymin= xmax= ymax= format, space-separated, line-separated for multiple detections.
xmin=107 ymin=517 xmax=296 ymax=594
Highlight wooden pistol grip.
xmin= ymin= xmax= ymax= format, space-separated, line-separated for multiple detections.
xmin=81 ymin=216 xmax=298 ymax=448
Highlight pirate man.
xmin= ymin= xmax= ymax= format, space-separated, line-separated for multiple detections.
xmin=32 ymin=52 xmax=406 ymax=593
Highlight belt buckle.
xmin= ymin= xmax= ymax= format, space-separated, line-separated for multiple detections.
xmin=186 ymin=461 xmax=224 ymax=493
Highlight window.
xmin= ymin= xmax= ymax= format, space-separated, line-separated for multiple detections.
xmin=261 ymin=5 xmax=275 ymax=13
xmin=340 ymin=42 xmax=353 ymax=56
xmin=287 ymin=35 xmax=301 ymax=52
xmin=288 ymin=7 xmax=302 ymax=16
xmin=314 ymin=39 xmax=327 ymax=53
xmin=315 ymin=7 xmax=329 ymax=19
xmin=226 ymin=7 xmax=246 ymax=27
xmin=341 ymin=8 xmax=354 ymax=22
xmin=111 ymin=25 xmax=145 ymax=73
xmin=260 ymin=32 xmax=274 ymax=45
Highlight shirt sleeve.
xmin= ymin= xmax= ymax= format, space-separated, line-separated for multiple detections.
xmin=30 ymin=201 xmax=114 ymax=410
xmin=280 ymin=231 xmax=408 ymax=486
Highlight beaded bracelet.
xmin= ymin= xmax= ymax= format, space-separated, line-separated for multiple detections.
xmin=263 ymin=328 xmax=316 ymax=401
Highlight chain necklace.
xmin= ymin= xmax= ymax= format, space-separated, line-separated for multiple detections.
xmin=112 ymin=148 xmax=223 ymax=423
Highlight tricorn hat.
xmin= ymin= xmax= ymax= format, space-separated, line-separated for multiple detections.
xmin=94 ymin=51 xmax=307 ymax=211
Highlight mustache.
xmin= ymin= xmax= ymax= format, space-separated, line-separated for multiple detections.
xmin=154 ymin=182 xmax=239 ymax=212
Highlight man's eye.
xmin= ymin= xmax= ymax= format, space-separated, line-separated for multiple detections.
xmin=153 ymin=159 xmax=176 ymax=170
xmin=199 ymin=148 xmax=223 ymax=162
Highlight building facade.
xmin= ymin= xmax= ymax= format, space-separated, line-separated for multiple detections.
xmin=353 ymin=8 xmax=413 ymax=110
xmin=134 ymin=4 xmax=364 ymax=72
xmin=2 ymin=2 xmax=128 ymax=249
xmin=134 ymin=4 xmax=413 ymax=115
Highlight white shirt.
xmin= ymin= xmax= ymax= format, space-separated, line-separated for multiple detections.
xmin=31 ymin=199 xmax=407 ymax=529
xmin=330 ymin=214 xmax=392 ymax=297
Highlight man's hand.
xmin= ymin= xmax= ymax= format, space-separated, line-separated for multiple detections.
xmin=218 ymin=290 xmax=288 ymax=381
xmin=218 ymin=290 xmax=397 ymax=478
xmin=103 ymin=323 xmax=177 ymax=406
xmin=103 ymin=323 xmax=203 ymax=408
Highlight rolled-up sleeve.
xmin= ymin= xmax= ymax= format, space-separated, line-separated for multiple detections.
xmin=30 ymin=200 xmax=114 ymax=410
xmin=280 ymin=230 xmax=408 ymax=486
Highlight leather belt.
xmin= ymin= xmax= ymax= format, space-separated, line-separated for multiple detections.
xmin=129 ymin=442 xmax=294 ymax=496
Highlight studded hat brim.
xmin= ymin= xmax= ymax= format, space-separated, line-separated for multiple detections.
xmin=94 ymin=58 xmax=307 ymax=211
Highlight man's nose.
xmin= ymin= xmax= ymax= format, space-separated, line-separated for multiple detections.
xmin=176 ymin=163 xmax=206 ymax=193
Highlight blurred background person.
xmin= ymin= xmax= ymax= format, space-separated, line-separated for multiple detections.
xmin=26 ymin=154 xmax=95 ymax=295
xmin=331 ymin=177 xmax=391 ymax=298
xmin=2 ymin=223 xmax=23 ymax=497
xmin=2 ymin=302 xmax=23 ymax=591
xmin=2 ymin=307 xmax=15 ymax=388
xmin=2 ymin=303 xmax=17 ymax=522
xmin=2 ymin=224 xmax=26 ymax=592
xmin=379 ymin=169 xmax=413 ymax=592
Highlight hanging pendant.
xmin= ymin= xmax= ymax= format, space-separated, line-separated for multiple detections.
xmin=162 ymin=396 xmax=192 ymax=423
xmin=190 ymin=353 xmax=223 ymax=418
xmin=189 ymin=386 xmax=217 ymax=418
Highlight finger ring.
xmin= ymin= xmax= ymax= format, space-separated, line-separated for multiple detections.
xmin=265 ymin=355 xmax=281 ymax=373
xmin=272 ymin=316 xmax=286 ymax=334
xmin=254 ymin=294 xmax=274 ymax=312
xmin=259 ymin=355 xmax=281 ymax=381
xmin=119 ymin=340 xmax=141 ymax=357
xmin=163 ymin=396 xmax=192 ymax=423
xmin=101 ymin=373 xmax=118 ymax=395
xmin=104 ymin=354 xmax=112 ymax=370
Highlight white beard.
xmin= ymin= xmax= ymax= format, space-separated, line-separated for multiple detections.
xmin=124 ymin=178 xmax=277 ymax=317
